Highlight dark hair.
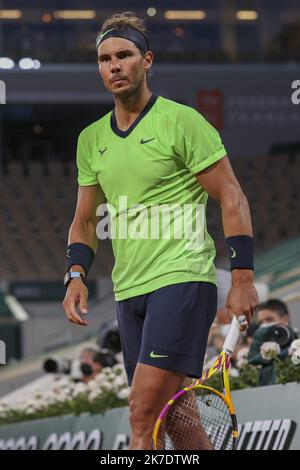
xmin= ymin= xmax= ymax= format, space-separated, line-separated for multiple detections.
xmin=100 ymin=11 xmax=147 ymax=36
xmin=92 ymin=349 xmax=117 ymax=368
xmin=97 ymin=12 xmax=148 ymax=55
xmin=256 ymin=299 xmax=289 ymax=318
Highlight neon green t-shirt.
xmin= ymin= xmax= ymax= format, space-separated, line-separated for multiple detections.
xmin=77 ymin=95 xmax=227 ymax=300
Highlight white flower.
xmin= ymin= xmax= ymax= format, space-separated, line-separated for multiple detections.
xmin=236 ymin=358 xmax=248 ymax=369
xmin=114 ymin=352 xmax=124 ymax=364
xmin=106 ymin=373 xmax=117 ymax=383
xmin=72 ymin=384 xmax=88 ymax=398
xmin=99 ymin=380 xmax=112 ymax=391
xmin=289 ymin=339 xmax=300 ymax=355
xmin=112 ymin=376 xmax=126 ymax=388
xmin=0 ymin=403 xmax=9 ymax=416
xmin=14 ymin=403 xmax=25 ymax=412
xmin=117 ymin=388 xmax=130 ymax=400
xmin=52 ymin=383 xmax=72 ymax=396
xmin=72 ymin=382 xmax=87 ymax=395
xmin=237 ymin=347 xmax=249 ymax=361
xmin=236 ymin=347 xmax=249 ymax=369
xmin=26 ymin=399 xmax=36 ymax=407
xmin=87 ymin=380 xmax=100 ymax=391
xmin=25 ymin=407 xmax=35 ymax=415
xmin=56 ymin=377 xmax=72 ymax=388
xmin=43 ymin=390 xmax=65 ymax=405
xmin=291 ymin=348 xmax=300 ymax=366
xmin=112 ymin=363 xmax=125 ymax=374
xmin=229 ymin=367 xmax=239 ymax=378
xmin=88 ymin=390 xmax=102 ymax=403
xmin=94 ymin=373 xmax=106 ymax=385
xmin=260 ymin=342 xmax=281 ymax=360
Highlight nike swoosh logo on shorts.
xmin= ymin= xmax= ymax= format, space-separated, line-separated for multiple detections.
xmin=150 ymin=351 xmax=168 ymax=358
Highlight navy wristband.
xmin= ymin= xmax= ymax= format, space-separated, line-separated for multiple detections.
xmin=66 ymin=243 xmax=95 ymax=277
xmin=225 ymin=235 xmax=254 ymax=271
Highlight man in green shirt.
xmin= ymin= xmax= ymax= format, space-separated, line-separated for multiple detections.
xmin=62 ymin=12 xmax=258 ymax=449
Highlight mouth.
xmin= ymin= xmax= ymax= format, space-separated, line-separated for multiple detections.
xmin=111 ymin=78 xmax=127 ymax=85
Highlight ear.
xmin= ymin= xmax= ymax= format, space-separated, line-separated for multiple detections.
xmin=144 ymin=51 xmax=153 ymax=71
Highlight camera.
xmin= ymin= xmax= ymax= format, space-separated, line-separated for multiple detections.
xmin=42 ymin=356 xmax=72 ymax=374
xmin=265 ymin=324 xmax=297 ymax=348
xmin=80 ymin=349 xmax=117 ymax=377
xmin=97 ymin=319 xmax=121 ymax=354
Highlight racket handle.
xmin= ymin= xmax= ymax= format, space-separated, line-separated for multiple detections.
xmin=223 ymin=316 xmax=243 ymax=356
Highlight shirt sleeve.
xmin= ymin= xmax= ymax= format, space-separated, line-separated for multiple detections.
xmin=172 ymin=107 xmax=227 ymax=174
xmin=76 ymin=132 xmax=98 ymax=186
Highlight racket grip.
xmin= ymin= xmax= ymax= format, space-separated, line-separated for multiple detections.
xmin=223 ymin=316 xmax=241 ymax=355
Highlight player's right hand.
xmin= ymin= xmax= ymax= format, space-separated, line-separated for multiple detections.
xmin=62 ymin=279 xmax=89 ymax=326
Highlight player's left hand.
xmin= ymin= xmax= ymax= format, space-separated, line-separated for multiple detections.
xmin=225 ymin=269 xmax=259 ymax=331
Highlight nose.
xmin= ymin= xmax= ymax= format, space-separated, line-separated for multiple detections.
xmin=110 ymin=57 xmax=121 ymax=73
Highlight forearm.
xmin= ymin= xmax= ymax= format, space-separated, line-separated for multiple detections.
xmin=197 ymin=158 xmax=258 ymax=324
xmin=220 ymin=188 xmax=253 ymax=238
xmin=67 ymin=219 xmax=98 ymax=277
xmin=220 ymin=189 xmax=254 ymax=283
xmin=68 ymin=217 xmax=98 ymax=254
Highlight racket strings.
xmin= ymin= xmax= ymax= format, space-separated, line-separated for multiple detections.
xmin=156 ymin=388 xmax=234 ymax=450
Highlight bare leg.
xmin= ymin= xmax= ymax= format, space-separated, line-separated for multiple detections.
xmin=128 ymin=363 xmax=186 ymax=450
xmin=166 ymin=388 xmax=214 ymax=450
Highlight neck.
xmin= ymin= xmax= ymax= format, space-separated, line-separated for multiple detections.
xmin=113 ymin=84 xmax=152 ymax=131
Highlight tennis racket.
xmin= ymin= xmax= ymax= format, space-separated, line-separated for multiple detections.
xmin=152 ymin=315 xmax=246 ymax=451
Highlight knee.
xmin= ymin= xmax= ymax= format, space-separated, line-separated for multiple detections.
xmin=129 ymin=390 xmax=158 ymax=433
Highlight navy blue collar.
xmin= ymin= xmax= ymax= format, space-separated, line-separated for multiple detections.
xmin=110 ymin=94 xmax=158 ymax=138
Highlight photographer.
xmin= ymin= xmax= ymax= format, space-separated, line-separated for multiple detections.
xmin=80 ymin=348 xmax=117 ymax=384
xmin=248 ymin=299 xmax=298 ymax=386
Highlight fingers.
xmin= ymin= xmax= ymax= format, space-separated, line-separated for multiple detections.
xmin=237 ymin=314 xmax=249 ymax=332
xmin=235 ymin=310 xmax=250 ymax=332
xmin=62 ymin=291 xmax=88 ymax=327
xmin=79 ymin=291 xmax=88 ymax=315
xmin=226 ymin=308 xmax=249 ymax=332
xmin=68 ymin=298 xmax=87 ymax=326
xmin=225 ymin=307 xmax=234 ymax=323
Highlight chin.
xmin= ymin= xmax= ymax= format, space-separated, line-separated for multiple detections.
xmin=112 ymin=85 xmax=135 ymax=98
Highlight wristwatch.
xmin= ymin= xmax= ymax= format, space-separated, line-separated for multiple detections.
xmin=64 ymin=271 xmax=85 ymax=288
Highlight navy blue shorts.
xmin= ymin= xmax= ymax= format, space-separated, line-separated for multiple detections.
xmin=116 ymin=281 xmax=217 ymax=386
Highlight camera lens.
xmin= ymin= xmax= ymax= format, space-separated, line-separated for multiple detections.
xmin=43 ymin=357 xmax=71 ymax=374
xmin=80 ymin=362 xmax=93 ymax=376
xmin=267 ymin=324 xmax=294 ymax=348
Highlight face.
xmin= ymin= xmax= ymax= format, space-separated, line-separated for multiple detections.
xmin=92 ymin=361 xmax=103 ymax=374
xmin=79 ymin=350 xmax=94 ymax=364
xmin=97 ymin=37 xmax=152 ymax=97
xmin=257 ymin=308 xmax=289 ymax=326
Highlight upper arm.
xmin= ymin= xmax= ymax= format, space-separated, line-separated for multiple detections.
xmin=195 ymin=156 xmax=243 ymax=202
xmin=75 ymin=130 xmax=105 ymax=223
xmin=171 ymin=106 xmax=227 ymax=175
xmin=73 ymin=185 xmax=106 ymax=225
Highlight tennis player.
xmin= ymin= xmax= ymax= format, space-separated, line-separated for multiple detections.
xmin=62 ymin=12 xmax=258 ymax=450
